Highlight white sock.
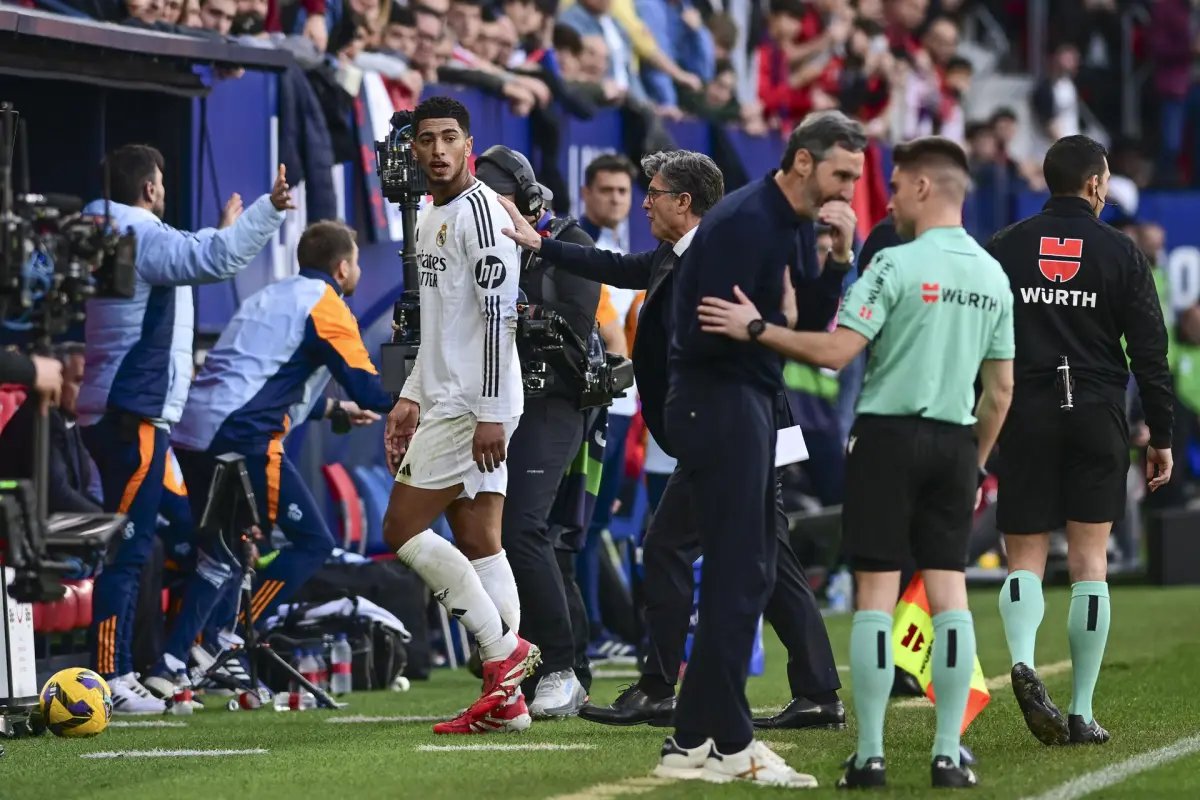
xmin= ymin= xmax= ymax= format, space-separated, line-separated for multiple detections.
xmin=397 ymin=530 xmax=517 ymax=661
xmin=471 ymin=550 xmax=521 ymax=636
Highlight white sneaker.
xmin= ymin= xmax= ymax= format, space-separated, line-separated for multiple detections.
xmin=191 ymin=642 xmax=254 ymax=696
xmin=110 ymin=673 xmax=167 ymax=715
xmin=652 ymin=737 xmax=714 ymax=780
xmin=529 ymin=670 xmax=587 ymax=718
xmin=700 ymin=740 xmax=818 ymax=788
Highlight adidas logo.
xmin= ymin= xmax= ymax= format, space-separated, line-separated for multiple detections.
xmin=398 ymin=463 xmax=412 ymax=477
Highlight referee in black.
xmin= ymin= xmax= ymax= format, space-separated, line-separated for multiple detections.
xmin=655 ymin=111 xmax=866 ymax=788
xmin=473 ymin=146 xmax=601 ymax=718
xmin=985 ymin=135 xmax=1174 ymax=747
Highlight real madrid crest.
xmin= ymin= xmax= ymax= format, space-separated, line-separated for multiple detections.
xmin=436 ymin=223 xmax=448 ymax=247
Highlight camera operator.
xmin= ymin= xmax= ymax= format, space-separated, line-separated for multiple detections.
xmin=473 ymin=145 xmax=601 ymax=718
xmin=77 ymin=145 xmax=293 ymax=713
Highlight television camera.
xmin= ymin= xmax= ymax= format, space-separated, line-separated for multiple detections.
xmin=373 ymin=112 xmax=632 ymax=408
xmin=0 ymin=102 xmax=132 ymax=611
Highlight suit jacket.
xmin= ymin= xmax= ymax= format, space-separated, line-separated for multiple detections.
xmin=538 ymin=238 xmax=675 ymax=450
xmin=0 ymin=397 xmax=101 ymax=514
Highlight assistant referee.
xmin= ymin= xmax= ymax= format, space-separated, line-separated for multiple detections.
xmin=699 ymin=137 xmax=1015 ymax=790
xmin=984 ymin=135 xmax=1174 ymax=749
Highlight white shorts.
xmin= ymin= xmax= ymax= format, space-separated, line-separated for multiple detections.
xmin=395 ymin=414 xmax=521 ymax=500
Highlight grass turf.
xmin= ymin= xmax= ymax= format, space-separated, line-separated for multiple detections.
xmin=4 ymin=586 xmax=1200 ymax=799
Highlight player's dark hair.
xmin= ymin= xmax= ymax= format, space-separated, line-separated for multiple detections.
xmin=1043 ymin=135 xmax=1108 ymax=196
xmin=102 ymin=144 xmax=165 ymax=206
xmin=781 ymin=110 xmax=867 ymax=171
xmin=584 ymin=153 xmax=636 ymax=187
xmin=892 ymin=136 xmax=970 ymax=175
xmin=414 ymin=96 xmax=471 ymax=136
xmin=298 ymin=221 xmax=358 ymax=276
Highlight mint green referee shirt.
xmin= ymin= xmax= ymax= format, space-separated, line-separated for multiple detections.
xmin=838 ymin=226 xmax=1015 ymax=426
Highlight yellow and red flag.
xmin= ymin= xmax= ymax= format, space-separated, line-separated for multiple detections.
xmin=892 ymin=574 xmax=990 ymax=734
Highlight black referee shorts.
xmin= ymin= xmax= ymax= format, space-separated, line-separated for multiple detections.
xmin=842 ymin=415 xmax=978 ymax=573
xmin=996 ymin=396 xmax=1129 ymax=534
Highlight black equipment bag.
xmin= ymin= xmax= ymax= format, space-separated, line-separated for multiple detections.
xmin=261 ymin=609 xmax=408 ymax=692
xmin=285 ymin=559 xmax=432 ymax=679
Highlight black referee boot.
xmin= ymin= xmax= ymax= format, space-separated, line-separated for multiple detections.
xmin=931 ymin=755 xmax=978 ymax=788
xmin=1010 ymin=663 xmax=1070 ymax=746
xmin=1069 ymin=714 xmax=1111 ymax=744
xmin=836 ymin=753 xmax=886 ymax=789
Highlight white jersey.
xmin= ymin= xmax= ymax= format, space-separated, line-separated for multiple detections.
xmin=399 ymin=180 xmax=524 ymax=423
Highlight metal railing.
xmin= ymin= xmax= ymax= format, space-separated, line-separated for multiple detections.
xmin=1120 ymin=3 xmax=1153 ymax=140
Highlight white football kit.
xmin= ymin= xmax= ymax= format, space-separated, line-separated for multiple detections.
xmin=397 ymin=179 xmax=524 ymax=499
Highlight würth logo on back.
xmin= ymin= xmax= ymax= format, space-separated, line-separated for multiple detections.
xmin=921 ymin=283 xmax=939 ymax=303
xmin=1038 ymin=237 xmax=1084 ymax=282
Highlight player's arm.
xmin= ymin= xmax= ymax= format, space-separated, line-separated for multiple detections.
xmin=302 ymin=288 xmax=394 ymax=413
xmin=135 ymin=189 xmax=288 ymax=287
xmin=974 ymin=287 xmax=1015 ymax=468
xmin=596 ymin=286 xmax=628 ymax=356
xmin=470 ymin=202 xmax=523 ymax=424
xmin=1122 ymin=247 xmax=1175 ymax=450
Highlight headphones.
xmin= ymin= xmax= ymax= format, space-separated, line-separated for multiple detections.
xmin=477 ymin=146 xmax=544 ymax=218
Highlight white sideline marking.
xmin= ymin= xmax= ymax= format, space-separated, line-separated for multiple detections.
xmin=327 ymin=714 xmax=445 ymax=723
xmin=547 ymin=776 xmax=675 ymax=799
xmin=109 ymin=721 xmax=188 ymax=728
xmin=417 ymin=743 xmax=596 ymax=752
xmin=894 ymin=659 xmax=1073 ymax=708
xmin=1020 ymin=734 xmax=1200 ymax=800
xmin=80 ymin=748 xmax=268 ymax=759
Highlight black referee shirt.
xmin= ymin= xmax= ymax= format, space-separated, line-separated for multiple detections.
xmin=985 ymin=196 xmax=1174 ymax=448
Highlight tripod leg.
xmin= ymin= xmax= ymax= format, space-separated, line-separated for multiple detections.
xmin=257 ymin=646 xmax=339 ymax=709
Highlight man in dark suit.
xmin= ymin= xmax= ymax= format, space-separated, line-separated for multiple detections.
xmin=0 ymin=343 xmax=100 ymax=513
xmin=496 ymin=148 xmax=845 ymax=734
xmin=662 ymin=112 xmax=867 ymax=786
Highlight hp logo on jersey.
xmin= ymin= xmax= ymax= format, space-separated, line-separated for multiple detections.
xmin=475 ymin=255 xmax=507 ymax=289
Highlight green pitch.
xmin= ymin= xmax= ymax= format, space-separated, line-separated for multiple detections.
xmin=6 ymin=586 xmax=1200 ymax=799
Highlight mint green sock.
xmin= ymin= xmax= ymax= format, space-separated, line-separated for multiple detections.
xmin=850 ymin=610 xmax=893 ymax=767
xmin=1067 ymin=581 xmax=1110 ymax=723
xmin=931 ymin=610 xmax=976 ymax=766
xmin=998 ymin=570 xmax=1044 ymax=667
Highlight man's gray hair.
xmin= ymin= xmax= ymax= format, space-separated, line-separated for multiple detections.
xmin=640 ymin=150 xmax=725 ymax=216
xmin=781 ymin=110 xmax=868 ymax=171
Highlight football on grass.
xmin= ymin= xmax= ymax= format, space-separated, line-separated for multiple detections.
xmin=39 ymin=668 xmax=113 ymax=737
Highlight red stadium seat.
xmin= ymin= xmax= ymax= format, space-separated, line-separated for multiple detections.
xmin=322 ymin=464 xmax=364 ymax=551
xmin=32 ymin=601 xmax=46 ymax=633
xmin=66 ymin=579 xmax=94 ymax=628
xmin=47 ymin=584 xmax=78 ymax=633
xmin=0 ymin=384 xmax=28 ymax=433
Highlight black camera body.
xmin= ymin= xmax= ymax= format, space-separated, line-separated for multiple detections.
xmin=0 ymin=103 xmax=129 ymax=603
xmin=516 ymin=300 xmax=633 ymax=410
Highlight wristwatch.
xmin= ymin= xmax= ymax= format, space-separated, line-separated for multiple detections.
xmin=747 ymin=318 xmax=766 ymax=341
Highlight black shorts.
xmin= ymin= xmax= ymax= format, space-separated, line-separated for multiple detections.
xmin=842 ymin=415 xmax=978 ymax=572
xmin=996 ymin=396 xmax=1129 ymax=534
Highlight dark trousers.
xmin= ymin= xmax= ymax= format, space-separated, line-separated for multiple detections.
xmin=665 ymin=377 xmax=777 ymax=750
xmin=555 ymin=547 xmax=593 ymax=691
xmin=83 ymin=414 xmax=171 ymax=678
xmin=642 ymin=468 xmax=841 ymax=698
xmin=501 ymin=396 xmax=585 ymax=676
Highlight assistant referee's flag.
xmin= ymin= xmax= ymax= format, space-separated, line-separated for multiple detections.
xmin=892 ymin=574 xmax=990 ymax=734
